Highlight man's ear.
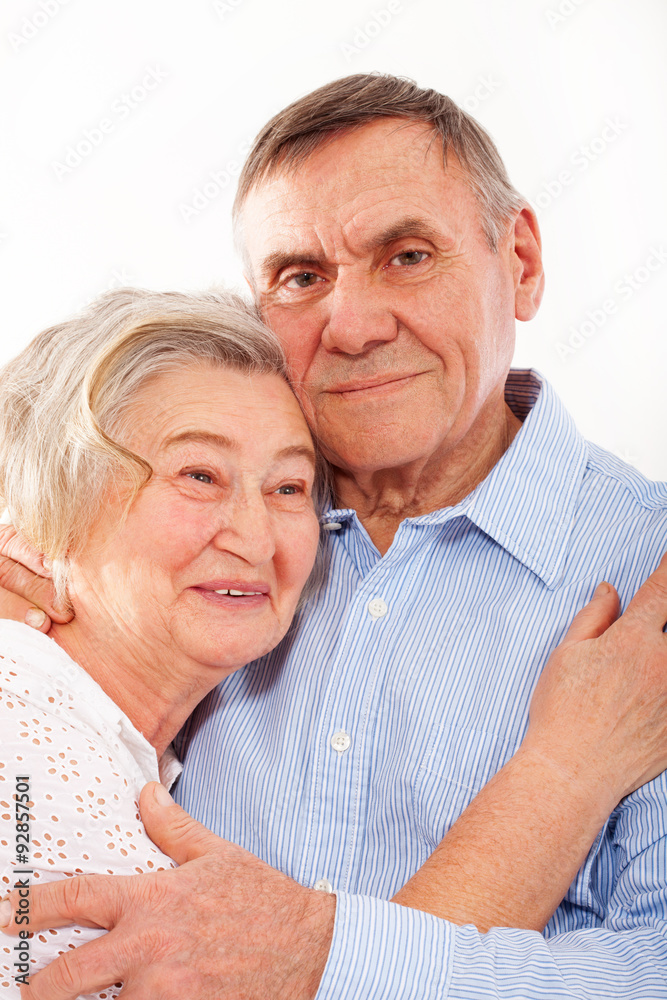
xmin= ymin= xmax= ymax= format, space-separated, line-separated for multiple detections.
xmin=511 ymin=207 xmax=545 ymax=321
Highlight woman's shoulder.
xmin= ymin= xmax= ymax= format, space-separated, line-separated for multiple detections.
xmin=0 ymin=620 xmax=162 ymax=788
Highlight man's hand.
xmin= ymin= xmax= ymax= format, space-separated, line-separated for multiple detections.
xmin=0 ymin=525 xmax=72 ymax=630
xmin=1 ymin=783 xmax=336 ymax=999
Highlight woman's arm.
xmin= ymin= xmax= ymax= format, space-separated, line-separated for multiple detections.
xmin=393 ymin=572 xmax=667 ymax=930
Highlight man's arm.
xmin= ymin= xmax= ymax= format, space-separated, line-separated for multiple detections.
xmin=0 ymin=525 xmax=70 ymax=630
xmin=2 ymin=559 xmax=666 ymax=999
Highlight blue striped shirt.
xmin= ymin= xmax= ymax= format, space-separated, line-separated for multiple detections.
xmin=175 ymin=369 xmax=667 ymax=998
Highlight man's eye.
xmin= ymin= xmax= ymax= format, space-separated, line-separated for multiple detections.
xmin=186 ymin=471 xmax=213 ymax=484
xmin=285 ymin=272 xmax=321 ymax=288
xmin=389 ymin=251 xmax=428 ymax=266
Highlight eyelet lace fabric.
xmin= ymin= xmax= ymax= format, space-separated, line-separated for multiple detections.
xmin=0 ymin=620 xmax=181 ymax=998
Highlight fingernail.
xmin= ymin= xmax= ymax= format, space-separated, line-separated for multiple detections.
xmin=153 ymin=783 xmax=174 ymax=807
xmin=0 ymin=898 xmax=12 ymax=927
xmin=595 ymin=582 xmax=611 ymax=596
xmin=24 ymin=608 xmax=47 ymax=629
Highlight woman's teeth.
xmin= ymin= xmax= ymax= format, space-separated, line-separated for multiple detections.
xmin=213 ymin=589 xmax=262 ymax=596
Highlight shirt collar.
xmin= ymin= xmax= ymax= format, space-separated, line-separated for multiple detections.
xmin=320 ymin=370 xmax=588 ymax=589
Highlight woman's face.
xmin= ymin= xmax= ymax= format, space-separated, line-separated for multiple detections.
xmin=69 ymin=364 xmax=320 ymax=676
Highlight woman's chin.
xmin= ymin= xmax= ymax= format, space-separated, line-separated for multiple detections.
xmin=172 ymin=613 xmax=290 ymax=676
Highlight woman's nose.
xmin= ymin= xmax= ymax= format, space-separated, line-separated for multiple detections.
xmin=211 ymin=493 xmax=276 ymax=567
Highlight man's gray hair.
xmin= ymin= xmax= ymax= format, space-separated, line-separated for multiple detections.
xmin=233 ymin=72 xmax=527 ymax=258
xmin=0 ymin=287 xmax=289 ymax=601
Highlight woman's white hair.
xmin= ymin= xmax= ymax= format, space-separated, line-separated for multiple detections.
xmin=0 ymin=287 xmax=300 ymax=603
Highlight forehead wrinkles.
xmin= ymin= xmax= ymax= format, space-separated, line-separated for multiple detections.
xmin=249 ymin=144 xmax=474 ymax=271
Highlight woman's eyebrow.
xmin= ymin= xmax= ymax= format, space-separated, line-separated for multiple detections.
xmin=162 ymin=430 xmax=237 ymax=452
xmin=273 ymin=445 xmax=317 ymax=469
xmin=161 ymin=433 xmax=316 ymax=468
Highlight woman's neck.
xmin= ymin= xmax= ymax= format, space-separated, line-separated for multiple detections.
xmin=49 ymin=615 xmax=213 ymax=759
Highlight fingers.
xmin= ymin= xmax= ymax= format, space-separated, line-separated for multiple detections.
xmin=17 ymin=933 xmax=124 ymax=1000
xmin=558 ymin=581 xmax=620 ymax=647
xmin=139 ymin=782 xmax=224 ymax=865
xmin=0 ymin=586 xmax=52 ymax=632
xmin=0 ymin=524 xmax=48 ymax=577
xmin=0 ymin=562 xmax=71 ymax=624
xmin=620 ymin=552 xmax=667 ymax=629
xmin=1 ymin=874 xmax=122 ymax=935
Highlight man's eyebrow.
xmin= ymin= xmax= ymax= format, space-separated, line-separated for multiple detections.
xmin=258 ymin=218 xmax=448 ymax=279
xmin=359 ymin=217 xmax=446 ymax=254
xmin=162 ymin=432 xmax=316 ymax=468
xmin=258 ymin=250 xmax=326 ymax=280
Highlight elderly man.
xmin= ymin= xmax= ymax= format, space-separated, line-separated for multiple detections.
xmin=2 ymin=74 xmax=667 ymax=999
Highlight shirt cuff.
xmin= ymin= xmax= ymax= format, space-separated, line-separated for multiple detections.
xmin=315 ymin=891 xmax=454 ymax=999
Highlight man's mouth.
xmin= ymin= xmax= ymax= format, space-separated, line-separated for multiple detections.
xmin=326 ymin=372 xmax=423 ymax=396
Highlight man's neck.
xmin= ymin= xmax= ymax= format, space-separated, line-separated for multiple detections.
xmin=334 ymin=402 xmax=522 ymax=555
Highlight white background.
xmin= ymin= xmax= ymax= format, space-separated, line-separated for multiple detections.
xmin=1 ymin=0 xmax=666 ymax=478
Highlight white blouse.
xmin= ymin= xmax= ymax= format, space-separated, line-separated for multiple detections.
xmin=0 ymin=620 xmax=181 ymax=999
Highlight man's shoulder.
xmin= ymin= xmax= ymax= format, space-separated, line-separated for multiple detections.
xmin=583 ymin=441 xmax=667 ymax=512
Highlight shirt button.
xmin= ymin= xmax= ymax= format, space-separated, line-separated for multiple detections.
xmin=330 ymin=730 xmax=352 ymax=753
xmin=367 ymin=597 xmax=388 ymax=618
xmin=313 ymin=878 xmax=333 ymax=893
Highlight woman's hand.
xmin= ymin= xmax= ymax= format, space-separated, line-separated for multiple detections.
xmin=393 ymin=555 xmax=667 ymax=931
xmin=0 ymin=524 xmax=72 ymax=630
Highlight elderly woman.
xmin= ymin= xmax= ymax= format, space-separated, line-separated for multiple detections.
xmin=1 ymin=288 xmax=666 ymax=1000
xmin=0 ymin=288 xmax=322 ymax=997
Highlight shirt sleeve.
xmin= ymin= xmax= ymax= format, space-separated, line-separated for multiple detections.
xmin=316 ymin=774 xmax=667 ymax=1000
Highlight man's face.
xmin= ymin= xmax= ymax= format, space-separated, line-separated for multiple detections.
xmin=241 ymin=119 xmax=539 ymax=477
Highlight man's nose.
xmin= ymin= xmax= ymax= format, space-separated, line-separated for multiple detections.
xmin=321 ymin=275 xmax=398 ymax=355
xmin=212 ymin=494 xmax=275 ymax=567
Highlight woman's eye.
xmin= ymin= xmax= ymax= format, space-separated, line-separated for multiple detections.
xmin=186 ymin=471 xmax=213 ymax=484
xmin=275 ymin=484 xmax=300 ymax=495
xmin=389 ymin=250 xmax=428 ymax=266
xmin=285 ymin=272 xmax=322 ymax=289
